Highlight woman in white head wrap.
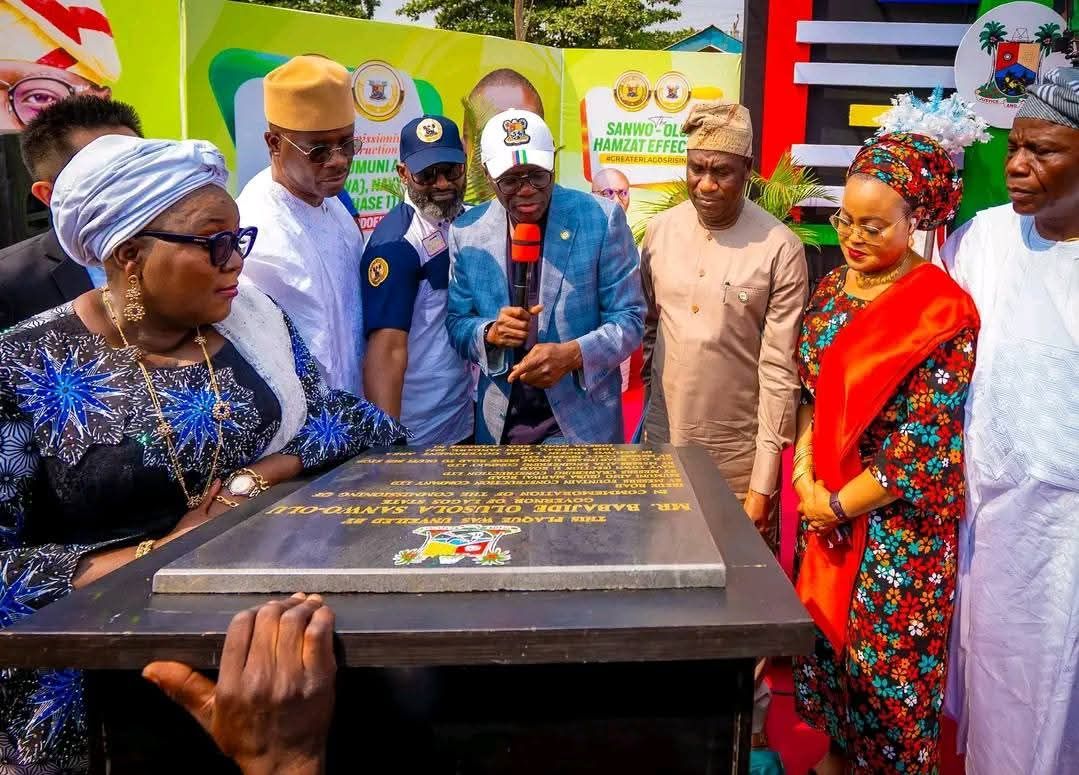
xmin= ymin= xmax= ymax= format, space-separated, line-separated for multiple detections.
xmin=0 ymin=135 xmax=404 ymax=772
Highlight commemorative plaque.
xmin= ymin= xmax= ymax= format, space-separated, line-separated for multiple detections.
xmin=154 ymin=444 xmax=726 ymax=593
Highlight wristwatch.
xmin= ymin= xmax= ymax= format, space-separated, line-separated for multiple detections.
xmin=224 ymin=467 xmax=270 ymax=498
xmin=829 ymin=491 xmax=850 ymax=522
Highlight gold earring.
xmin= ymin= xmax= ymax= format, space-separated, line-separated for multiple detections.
xmin=123 ymin=274 xmax=145 ymax=323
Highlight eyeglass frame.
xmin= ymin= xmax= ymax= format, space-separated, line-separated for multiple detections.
xmin=829 ymin=211 xmax=910 ymax=244
xmin=494 ymin=168 xmax=554 ymax=196
xmin=0 ymin=74 xmax=98 ymax=128
xmin=408 ymin=162 xmax=465 ymax=186
xmin=596 ymin=187 xmax=629 ymax=200
xmin=135 ymin=227 xmax=259 ymax=267
xmin=278 ymin=133 xmax=361 ymax=165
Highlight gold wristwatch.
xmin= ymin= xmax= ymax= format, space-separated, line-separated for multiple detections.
xmin=224 ymin=467 xmax=270 ymax=498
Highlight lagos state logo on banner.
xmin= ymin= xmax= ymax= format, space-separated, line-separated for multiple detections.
xmin=954 ymin=2 xmax=1070 ymax=128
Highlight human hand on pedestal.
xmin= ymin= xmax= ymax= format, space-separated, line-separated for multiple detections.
xmin=143 ymin=593 xmax=337 ymax=775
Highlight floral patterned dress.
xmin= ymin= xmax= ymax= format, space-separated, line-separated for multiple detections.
xmin=793 ymin=267 xmax=976 ymax=774
xmin=0 ymin=303 xmax=404 ymax=774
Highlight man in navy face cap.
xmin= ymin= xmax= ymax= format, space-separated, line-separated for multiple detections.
xmin=361 ymin=114 xmax=474 ymax=445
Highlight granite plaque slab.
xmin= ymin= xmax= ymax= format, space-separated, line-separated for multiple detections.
xmin=154 ymin=444 xmax=726 ymax=593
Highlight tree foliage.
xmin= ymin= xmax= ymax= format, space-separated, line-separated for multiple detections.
xmin=398 ymin=0 xmax=685 ymax=49
xmin=234 ymin=0 xmax=379 ymax=20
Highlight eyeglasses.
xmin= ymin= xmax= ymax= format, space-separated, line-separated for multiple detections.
xmin=829 ymin=212 xmax=906 ymax=244
xmin=0 ymin=75 xmax=98 ymax=128
xmin=280 ymin=134 xmax=361 ymax=165
xmin=495 ymin=169 xmax=553 ymax=195
xmin=137 ymin=227 xmax=258 ymax=267
xmin=596 ymin=188 xmax=629 ymax=201
xmin=410 ymin=162 xmax=465 ymax=186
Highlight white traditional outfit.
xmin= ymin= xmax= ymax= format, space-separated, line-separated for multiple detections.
xmin=236 ymin=54 xmax=365 ymax=395
xmin=941 ymin=68 xmax=1079 ymax=774
xmin=941 ymin=205 xmax=1079 ymax=775
xmin=239 ymin=169 xmax=365 ymax=394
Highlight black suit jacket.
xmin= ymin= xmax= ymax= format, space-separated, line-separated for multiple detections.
xmin=0 ymin=229 xmax=93 ymax=329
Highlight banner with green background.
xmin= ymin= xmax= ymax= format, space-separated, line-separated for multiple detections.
xmin=3 ymin=0 xmax=737 ymax=234
xmin=5 ymin=0 xmax=1075 ymax=234
xmin=185 ymin=0 xmax=564 ymax=231
xmin=558 ymin=49 xmax=742 ymax=229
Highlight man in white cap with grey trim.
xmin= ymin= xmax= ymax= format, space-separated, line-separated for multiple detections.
xmin=942 ymin=66 xmax=1079 ymax=775
xmin=446 ymin=109 xmax=644 ymax=444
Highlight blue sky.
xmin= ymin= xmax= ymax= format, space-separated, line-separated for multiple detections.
xmin=373 ymin=0 xmax=744 ymax=37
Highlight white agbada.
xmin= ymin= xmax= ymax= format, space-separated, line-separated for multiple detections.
xmin=941 ymin=204 xmax=1079 ymax=775
xmin=238 ymin=167 xmax=365 ymax=394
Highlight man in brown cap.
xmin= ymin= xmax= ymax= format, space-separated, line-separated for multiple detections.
xmin=238 ymin=55 xmax=365 ymax=394
xmin=640 ymin=102 xmax=808 ymax=743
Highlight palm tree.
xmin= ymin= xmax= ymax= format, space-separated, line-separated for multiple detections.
xmin=979 ymin=20 xmax=1009 ymax=93
xmin=631 ymin=152 xmax=836 ymax=248
xmin=630 ymin=180 xmax=689 ymax=244
xmin=461 ymin=95 xmax=497 ymax=205
xmin=979 ymin=20 xmax=1008 ymax=55
xmin=371 ymin=176 xmax=403 ymax=202
xmin=1035 ymin=22 xmax=1061 ymax=57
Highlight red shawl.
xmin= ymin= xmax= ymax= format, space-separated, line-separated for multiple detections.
xmin=795 ymin=263 xmax=979 ymax=656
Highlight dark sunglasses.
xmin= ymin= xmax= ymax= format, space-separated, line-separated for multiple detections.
xmin=495 ymin=169 xmax=553 ymax=195
xmin=281 ymin=134 xmax=361 ymax=165
xmin=137 ymin=227 xmax=258 ymax=267
xmin=411 ymin=162 xmax=465 ymax=186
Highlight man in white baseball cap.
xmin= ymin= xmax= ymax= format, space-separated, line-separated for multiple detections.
xmin=446 ymin=109 xmax=645 ymax=445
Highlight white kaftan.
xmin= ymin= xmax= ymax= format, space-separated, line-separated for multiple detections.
xmin=941 ymin=204 xmax=1079 ymax=775
xmin=238 ymin=168 xmax=365 ymax=394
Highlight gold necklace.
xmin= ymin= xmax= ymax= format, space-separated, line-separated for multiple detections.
xmin=101 ymin=287 xmax=231 ymax=509
xmin=854 ymin=251 xmax=911 ymax=289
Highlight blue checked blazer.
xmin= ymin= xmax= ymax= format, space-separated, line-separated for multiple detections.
xmin=446 ymin=185 xmax=645 ymax=444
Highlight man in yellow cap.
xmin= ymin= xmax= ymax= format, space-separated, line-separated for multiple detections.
xmin=641 ymin=105 xmax=808 ymax=748
xmin=238 ymin=54 xmax=364 ymax=394
xmin=0 ymin=0 xmax=120 ymax=132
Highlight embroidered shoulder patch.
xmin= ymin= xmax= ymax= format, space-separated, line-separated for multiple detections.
xmin=368 ymin=257 xmax=389 ymax=287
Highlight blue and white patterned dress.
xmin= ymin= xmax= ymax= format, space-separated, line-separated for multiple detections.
xmin=0 ymin=303 xmax=404 ymax=773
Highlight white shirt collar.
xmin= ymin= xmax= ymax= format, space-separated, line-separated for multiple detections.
xmin=403 ymin=189 xmax=461 ymax=230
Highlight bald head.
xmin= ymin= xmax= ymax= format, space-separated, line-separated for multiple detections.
xmin=469 ymin=68 xmax=544 ymax=117
xmin=465 ymin=69 xmax=545 ymax=151
xmin=592 ymin=168 xmax=631 ymax=212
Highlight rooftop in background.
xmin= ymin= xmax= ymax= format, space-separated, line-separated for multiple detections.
xmin=665 ymin=25 xmax=744 ymax=54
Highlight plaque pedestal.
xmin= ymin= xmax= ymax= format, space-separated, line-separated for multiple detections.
xmin=0 ymin=446 xmax=813 ymax=775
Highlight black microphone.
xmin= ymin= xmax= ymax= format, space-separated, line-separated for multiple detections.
xmin=510 ymin=223 xmax=541 ymax=308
